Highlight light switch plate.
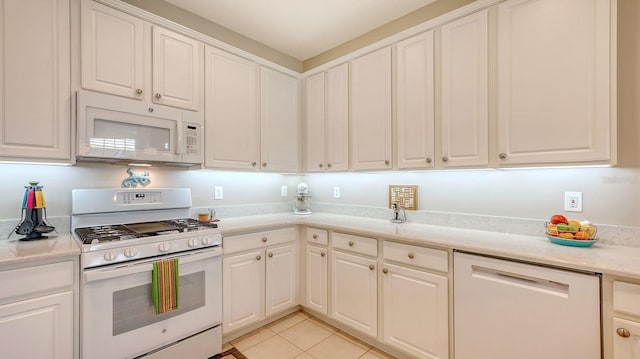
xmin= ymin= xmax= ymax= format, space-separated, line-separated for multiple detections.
xmin=214 ymin=186 xmax=223 ymax=200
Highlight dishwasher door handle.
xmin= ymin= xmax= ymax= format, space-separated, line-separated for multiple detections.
xmin=471 ymin=264 xmax=570 ymax=296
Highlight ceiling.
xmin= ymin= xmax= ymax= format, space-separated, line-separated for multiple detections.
xmin=164 ymin=0 xmax=438 ymax=61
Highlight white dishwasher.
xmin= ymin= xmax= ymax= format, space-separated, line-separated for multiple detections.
xmin=454 ymin=252 xmax=601 ymax=359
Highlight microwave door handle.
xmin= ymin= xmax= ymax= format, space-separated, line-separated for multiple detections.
xmin=175 ymin=122 xmax=184 ymax=155
xmin=84 ymin=248 xmax=222 ymax=283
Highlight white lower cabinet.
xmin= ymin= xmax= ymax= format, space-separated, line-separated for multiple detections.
xmin=382 ymin=263 xmax=448 ymax=359
xmin=330 ymin=233 xmax=378 ymax=337
xmin=305 ymin=244 xmax=328 ymax=315
xmin=612 ymin=281 xmax=640 ymax=358
xmin=222 ymin=228 xmax=297 ymax=334
xmin=0 ymin=260 xmax=76 ymax=359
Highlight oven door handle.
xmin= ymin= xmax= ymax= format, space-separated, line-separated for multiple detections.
xmin=84 ymin=247 xmax=222 ymax=283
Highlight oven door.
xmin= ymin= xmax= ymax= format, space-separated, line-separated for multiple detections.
xmin=81 ymin=247 xmax=222 ymax=359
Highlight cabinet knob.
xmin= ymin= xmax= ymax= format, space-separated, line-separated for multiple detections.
xmin=327 ymin=163 xmax=332 ymax=168
xmin=321 ymin=252 xmax=326 ymax=257
xmin=426 ymin=157 xmax=432 ymax=164
xmin=442 ymin=156 xmax=449 ymax=162
xmin=262 ymin=237 xmax=268 ymax=243
xmin=155 ymin=93 xmax=162 ymax=99
xmin=268 ymin=252 xmax=273 ymax=258
xmin=256 ymin=255 xmax=261 ymax=261
xmin=136 ymin=88 xmax=143 ymax=95
xmin=384 ymin=160 xmax=390 ymax=165
xmin=382 ymin=268 xmax=388 ymax=274
xmin=319 ymin=163 xmax=323 ymax=168
xmin=499 ymin=152 xmax=507 ymax=160
xmin=617 ymin=328 xmax=631 ymax=338
xmin=348 ymin=241 xmax=354 ymax=247
xmin=251 ymin=161 xmax=257 ymax=167
xmin=312 ymin=234 xmax=318 ymax=239
xmin=148 ymin=107 xmax=154 ymax=113
xmin=408 ymin=252 xmax=415 ymax=259
xmin=262 ymin=162 xmax=267 ymax=167
xmin=369 ymin=264 xmax=375 ymax=270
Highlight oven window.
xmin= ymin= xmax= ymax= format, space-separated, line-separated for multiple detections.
xmin=112 ymin=271 xmax=205 ymax=336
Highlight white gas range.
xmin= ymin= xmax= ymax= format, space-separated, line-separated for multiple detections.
xmin=71 ymin=188 xmax=222 ymax=359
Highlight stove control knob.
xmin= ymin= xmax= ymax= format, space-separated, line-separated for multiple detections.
xmin=158 ymin=242 xmax=171 ymax=252
xmin=188 ymin=238 xmax=200 ymax=248
xmin=123 ymin=248 xmax=138 ymax=258
xmin=201 ymin=236 xmax=213 ymax=246
xmin=104 ymin=250 xmax=118 ymax=262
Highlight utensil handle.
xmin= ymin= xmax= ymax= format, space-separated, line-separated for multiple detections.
xmin=26 ymin=190 xmax=35 ymax=209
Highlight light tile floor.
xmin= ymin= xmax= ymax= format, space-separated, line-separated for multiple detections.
xmin=223 ymin=311 xmax=397 ymax=359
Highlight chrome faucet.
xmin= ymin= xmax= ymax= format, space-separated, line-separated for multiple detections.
xmin=390 ymin=203 xmax=406 ymax=223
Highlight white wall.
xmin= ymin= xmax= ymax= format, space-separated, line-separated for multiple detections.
xmin=303 ymin=167 xmax=640 ymax=227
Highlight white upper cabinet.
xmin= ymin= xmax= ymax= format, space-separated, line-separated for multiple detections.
xmin=204 ymin=46 xmax=260 ymax=170
xmin=260 ymin=66 xmax=300 ymax=172
xmin=350 ymin=47 xmax=392 ymax=170
xmin=396 ymin=31 xmax=435 ymax=169
xmin=304 ymin=72 xmax=326 ymax=172
xmin=0 ymin=0 xmax=71 ymax=161
xmin=81 ymin=0 xmax=144 ymax=100
xmin=496 ymin=0 xmax=613 ymax=166
xmin=152 ymin=27 xmax=203 ymax=111
xmin=440 ymin=9 xmax=489 ymax=168
xmin=304 ymin=63 xmax=349 ymax=172
xmin=81 ymin=0 xmax=203 ymax=111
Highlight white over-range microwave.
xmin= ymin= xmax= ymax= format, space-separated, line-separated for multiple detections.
xmin=76 ymin=90 xmax=203 ymax=166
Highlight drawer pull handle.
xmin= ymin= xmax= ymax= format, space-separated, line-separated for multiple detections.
xmin=268 ymin=252 xmax=273 ymax=258
xmin=408 ymin=252 xmax=415 ymax=259
xmin=320 ymin=252 xmax=326 ymax=257
xmin=369 ymin=264 xmax=375 ymax=270
xmin=312 ymin=234 xmax=318 ymax=239
xmin=382 ymin=268 xmax=388 ymax=274
xmin=617 ymin=328 xmax=631 ymax=338
xmin=262 ymin=237 xmax=268 ymax=243
xmin=348 ymin=241 xmax=354 ymax=246
xmin=256 ymin=255 xmax=261 ymax=261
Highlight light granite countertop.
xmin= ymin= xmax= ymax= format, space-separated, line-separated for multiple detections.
xmin=2 ymin=212 xmax=640 ymax=281
xmin=0 ymin=233 xmax=80 ymax=267
xmin=218 ymin=212 xmax=640 ymax=280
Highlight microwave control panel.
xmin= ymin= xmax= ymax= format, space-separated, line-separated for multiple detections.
xmin=184 ymin=123 xmax=201 ymax=156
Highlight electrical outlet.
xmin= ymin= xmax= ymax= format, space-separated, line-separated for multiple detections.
xmin=214 ymin=186 xmax=223 ymax=200
xmin=281 ymin=185 xmax=288 ymax=197
xmin=333 ymin=186 xmax=341 ymax=199
xmin=564 ymin=191 xmax=582 ymax=212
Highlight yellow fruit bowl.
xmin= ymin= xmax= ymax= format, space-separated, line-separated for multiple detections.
xmin=545 ymin=222 xmax=598 ymax=247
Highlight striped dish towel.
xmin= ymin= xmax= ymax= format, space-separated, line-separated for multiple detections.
xmin=152 ymin=258 xmax=179 ymax=314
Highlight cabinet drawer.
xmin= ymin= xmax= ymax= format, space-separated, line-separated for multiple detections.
xmin=332 ymin=232 xmax=377 ymax=257
xmin=306 ymin=228 xmax=328 ymax=246
xmin=614 ymin=281 xmax=640 ymax=316
xmin=0 ymin=261 xmax=73 ymax=301
xmin=224 ymin=227 xmax=295 ymax=254
xmin=383 ymin=241 xmax=448 ymax=273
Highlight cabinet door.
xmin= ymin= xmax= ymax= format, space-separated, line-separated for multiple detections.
xmin=382 ymin=263 xmax=448 ymax=359
xmin=350 ymin=47 xmax=392 ymax=170
xmin=613 ymin=317 xmax=640 ymax=359
xmin=0 ymin=291 xmax=73 ymax=359
xmin=304 ymin=72 xmax=326 ymax=172
xmin=81 ymin=0 xmax=144 ymax=99
xmin=497 ymin=0 xmax=611 ymax=165
xmin=396 ymin=31 xmax=435 ymax=169
xmin=330 ymin=251 xmax=377 ymax=337
xmin=152 ymin=26 xmax=203 ymax=111
xmin=0 ymin=0 xmax=70 ymax=161
xmin=440 ymin=9 xmax=488 ymax=167
xmin=260 ymin=66 xmax=300 ymax=172
xmin=204 ymin=47 xmax=260 ymax=170
xmin=305 ymin=245 xmax=328 ymax=315
xmin=222 ymin=250 xmax=265 ymax=333
xmin=325 ymin=63 xmax=350 ymax=171
xmin=265 ymin=244 xmax=297 ymax=316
